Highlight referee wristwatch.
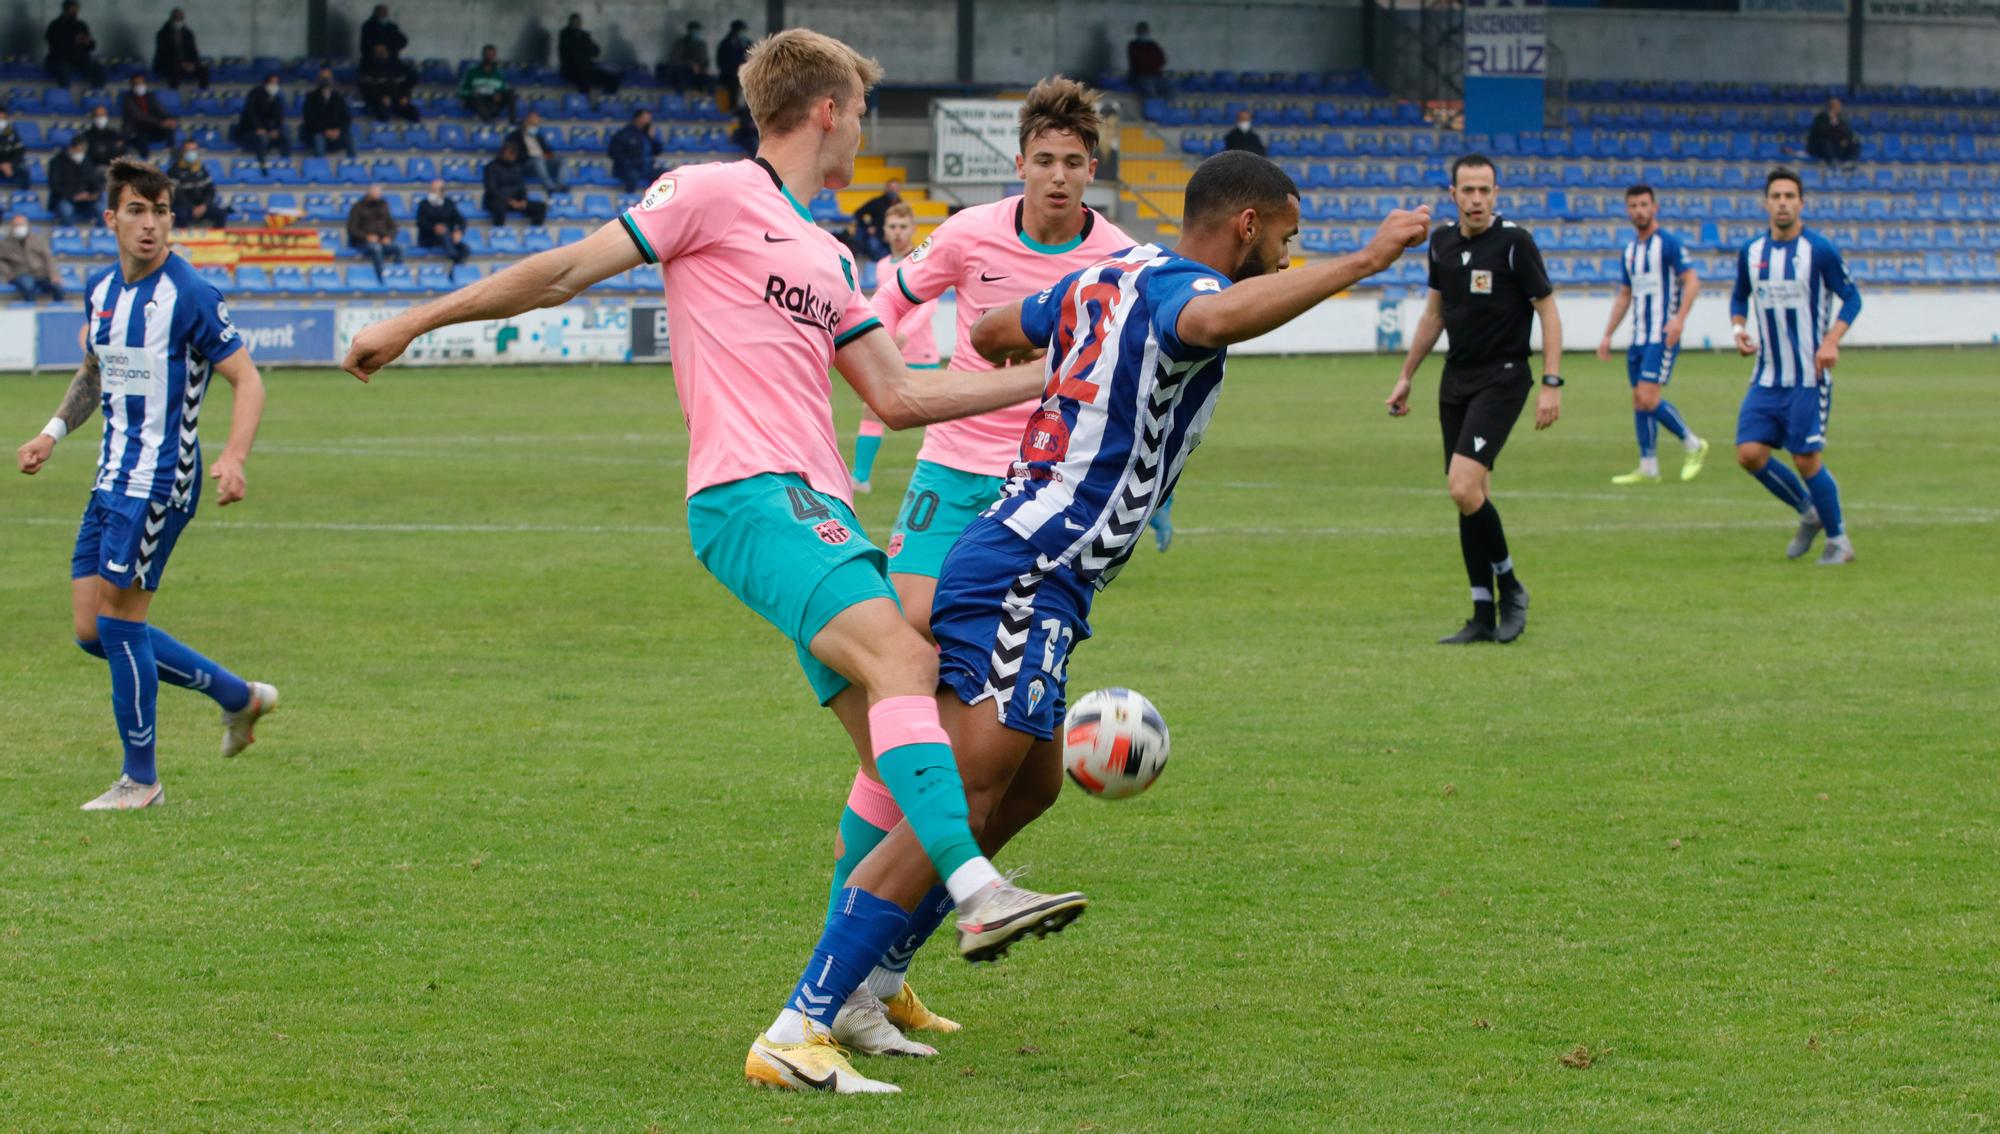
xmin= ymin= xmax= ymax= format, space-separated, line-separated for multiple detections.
xmin=1540 ymin=374 xmax=1565 ymax=388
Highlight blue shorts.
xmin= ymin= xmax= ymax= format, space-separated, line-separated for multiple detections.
xmin=1736 ymin=381 xmax=1832 ymax=454
xmin=686 ymin=473 xmax=897 ymax=706
xmin=1627 ymin=341 xmax=1678 ymax=386
xmin=932 ymin=519 xmax=1094 ymax=741
xmin=71 ymin=490 xmax=193 ymax=591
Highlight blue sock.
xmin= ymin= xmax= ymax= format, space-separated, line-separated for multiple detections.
xmin=1750 ymin=461 xmax=1811 ymax=514
xmin=1633 ymin=409 xmax=1658 ymax=459
xmin=1654 ymin=400 xmax=1690 ymax=442
xmin=77 ymin=628 xmax=251 ymax=710
xmin=872 ymin=884 xmax=954 ymax=994
xmin=1805 ymin=467 xmax=1845 ymax=537
xmin=852 ymin=432 xmax=883 ymax=483
xmin=788 ymin=888 xmax=910 ymax=1031
xmin=147 ymin=625 xmax=252 ymax=711
xmin=97 ymin=616 xmax=158 ymax=785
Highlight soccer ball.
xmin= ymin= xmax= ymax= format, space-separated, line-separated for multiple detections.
xmin=1062 ymin=688 xmax=1170 ymax=800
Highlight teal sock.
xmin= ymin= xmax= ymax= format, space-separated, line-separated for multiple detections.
xmin=829 ymin=806 xmax=892 ymax=915
xmin=869 ymin=697 xmax=986 ymax=889
xmin=852 ymin=433 xmax=883 ymax=482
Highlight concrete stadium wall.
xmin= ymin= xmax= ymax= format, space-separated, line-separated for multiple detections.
xmin=1549 ymin=8 xmax=2000 ymax=91
xmin=1 ymin=0 xmax=1362 ymax=82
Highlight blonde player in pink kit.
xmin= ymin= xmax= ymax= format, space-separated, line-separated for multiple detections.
xmin=850 ymin=201 xmax=938 ymax=494
xmin=343 ymin=29 xmax=1086 ymax=1095
xmin=870 ymin=78 xmax=1134 ymax=634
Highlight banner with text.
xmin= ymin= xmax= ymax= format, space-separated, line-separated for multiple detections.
xmin=336 ymin=304 xmax=636 ymax=365
xmin=931 ymin=99 xmax=1025 ymax=184
xmin=35 ymin=305 xmax=338 ymax=368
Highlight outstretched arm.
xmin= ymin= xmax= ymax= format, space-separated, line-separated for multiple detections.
xmin=343 ymin=220 xmax=642 ymax=381
xmin=833 ymin=326 xmax=1045 ymax=431
xmin=1174 ymin=207 xmax=1431 ymax=350
xmin=1386 ymin=289 xmax=1444 ymax=417
xmin=206 ymin=346 xmax=265 ymax=505
xmin=16 ymin=353 xmax=100 ymax=475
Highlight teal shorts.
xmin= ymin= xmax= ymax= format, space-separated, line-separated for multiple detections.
xmin=687 ymin=472 xmax=896 ymax=705
xmin=887 ymin=459 xmax=1006 ymax=580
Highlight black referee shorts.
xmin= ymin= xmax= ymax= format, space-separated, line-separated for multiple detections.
xmin=1438 ymin=360 xmax=1533 ymax=472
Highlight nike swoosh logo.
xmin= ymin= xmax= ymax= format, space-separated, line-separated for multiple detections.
xmin=980 ymin=271 xmax=1009 ymax=282
xmin=763 ymin=1049 xmax=836 ymax=1091
xmin=763 ymin=233 xmax=797 ymax=243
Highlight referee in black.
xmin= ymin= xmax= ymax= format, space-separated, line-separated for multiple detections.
xmin=1386 ymin=154 xmax=1563 ymax=644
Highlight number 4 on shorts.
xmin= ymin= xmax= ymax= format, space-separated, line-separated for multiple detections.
xmin=787 ymin=485 xmax=834 ymax=522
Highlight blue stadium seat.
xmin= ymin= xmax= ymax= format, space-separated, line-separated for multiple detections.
xmin=271 ymin=267 xmax=309 ymax=294
xmin=309 ymin=266 xmax=346 ymax=293
xmin=235 ymin=265 xmax=274 ymax=294
xmin=52 ymin=229 xmax=90 ymax=257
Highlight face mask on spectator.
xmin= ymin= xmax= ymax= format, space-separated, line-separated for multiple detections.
xmin=428 ymin=192 xmax=443 ymax=205
xmin=10 ymin=224 xmax=27 ymax=239
xmin=93 ymin=115 xmax=108 ymax=127
xmin=134 ymin=83 xmax=148 ymax=96
xmin=265 ymin=83 xmax=279 ymax=96
xmin=183 ymin=148 xmax=199 ymax=163
xmin=0 ymin=118 xmax=10 ymax=132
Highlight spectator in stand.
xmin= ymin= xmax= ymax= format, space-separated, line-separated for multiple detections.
xmin=416 ymin=178 xmax=470 ymax=275
xmin=301 ymin=67 xmax=358 ymax=159
xmin=559 ymin=13 xmax=619 ymax=99
xmin=1222 ymin=108 xmax=1264 ymax=157
xmin=505 ymin=110 xmax=566 ymax=194
xmin=660 ymin=21 xmax=709 ymax=93
xmin=120 ymin=75 xmax=178 ymax=159
xmin=1127 ymin=22 xmax=1171 ymax=102
xmin=0 ymin=110 xmax=29 ymax=191
xmin=483 ymin=141 xmax=546 ymax=226
xmin=850 ymin=178 xmax=900 ymax=262
xmin=608 ymin=108 xmax=665 ymax=194
xmin=0 ymin=215 xmax=63 ymax=302
xmin=168 ymin=140 xmax=228 ymax=228
xmin=716 ymin=19 xmax=752 ymax=107
xmin=360 ymin=43 xmax=421 ymax=123
xmin=729 ymin=102 xmax=757 ymax=157
xmin=1807 ymin=96 xmax=1860 ymax=165
xmin=153 ymin=8 xmax=209 ymax=90
xmin=234 ymin=73 xmax=290 ymax=169
xmin=361 ymin=5 xmax=409 ymax=62
xmin=81 ymin=104 xmax=127 ymax=167
xmin=45 ymin=1 xmax=105 ymax=89
xmin=347 ymin=183 xmax=403 ymax=282
xmin=48 ymin=136 xmax=102 ymax=225
xmin=459 ymin=46 xmax=518 ymax=125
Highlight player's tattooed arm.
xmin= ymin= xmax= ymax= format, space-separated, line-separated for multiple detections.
xmin=16 ymin=353 xmax=97 ymax=475
xmin=55 ymin=352 xmax=102 ymax=433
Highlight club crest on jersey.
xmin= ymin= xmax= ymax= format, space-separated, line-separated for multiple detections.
xmin=1022 ymin=407 xmax=1071 ymax=469
xmin=637 ymin=177 xmax=677 ymax=211
xmin=1025 ymin=678 xmax=1046 ymax=716
xmin=1471 ymin=270 xmax=1493 ymax=294
xmin=886 ymin=532 xmax=905 ymax=557
xmin=814 ymin=519 xmax=852 ymax=545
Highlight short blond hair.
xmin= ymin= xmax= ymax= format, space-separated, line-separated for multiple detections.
xmin=739 ymin=28 xmax=884 ymax=138
xmin=884 ymin=201 xmax=916 ymax=223
xmin=1019 ymin=76 xmax=1103 ymax=156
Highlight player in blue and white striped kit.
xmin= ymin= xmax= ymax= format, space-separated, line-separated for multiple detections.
xmin=1597 ymin=185 xmax=1708 ymax=484
xmin=14 ymin=159 xmax=277 ymax=810
xmin=777 ymin=156 xmax=1428 ymax=1074
xmin=1730 ymin=167 xmax=1862 ymax=565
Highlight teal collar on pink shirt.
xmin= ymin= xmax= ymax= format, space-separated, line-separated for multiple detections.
xmin=1013 ymin=198 xmax=1093 ymax=254
xmin=754 ymin=157 xmax=814 ymax=223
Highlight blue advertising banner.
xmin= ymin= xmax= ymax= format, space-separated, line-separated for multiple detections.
xmin=35 ymin=304 xmax=339 ymax=367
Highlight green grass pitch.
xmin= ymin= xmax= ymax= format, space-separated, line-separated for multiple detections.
xmin=2 ymin=347 xmax=1996 ymax=1132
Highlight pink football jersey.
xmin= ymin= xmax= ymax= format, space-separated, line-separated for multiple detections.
xmin=874 ymin=253 xmax=939 ymax=366
xmin=621 ymin=160 xmax=880 ymax=504
xmin=871 ymin=198 xmax=1132 ymax=476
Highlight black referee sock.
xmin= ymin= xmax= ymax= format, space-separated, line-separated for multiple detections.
xmin=1458 ymin=513 xmax=1496 ymax=624
xmin=1466 ymin=499 xmax=1522 ymax=595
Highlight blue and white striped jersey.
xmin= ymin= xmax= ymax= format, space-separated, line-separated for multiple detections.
xmin=989 ymin=244 xmax=1229 ymax=589
xmin=1731 ymin=228 xmax=1862 ymax=389
xmin=84 ymin=255 xmax=242 ymax=508
xmin=1620 ymin=230 xmax=1688 ymax=346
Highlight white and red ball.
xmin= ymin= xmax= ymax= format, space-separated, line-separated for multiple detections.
xmin=1062 ymin=688 xmax=1170 ymax=800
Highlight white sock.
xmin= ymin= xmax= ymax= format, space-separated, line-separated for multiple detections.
xmin=769 ymin=1007 xmax=808 ymax=1044
xmin=945 ymin=857 xmax=1002 ymax=907
xmin=1683 ymin=433 xmax=1704 ymax=453
xmin=1640 ymin=455 xmax=1659 ymax=476
xmin=865 ymin=965 xmax=905 ymax=1000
